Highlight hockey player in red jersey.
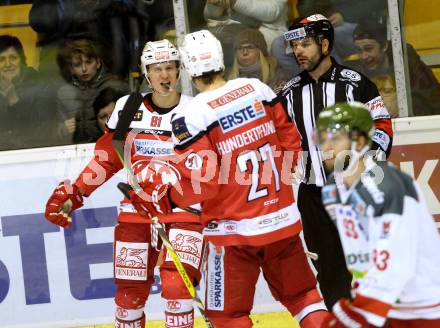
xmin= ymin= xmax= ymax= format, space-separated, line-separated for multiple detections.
xmin=45 ymin=40 xmax=204 ymax=328
xmin=315 ymin=102 xmax=440 ymax=328
xmin=130 ymin=30 xmax=329 ymax=328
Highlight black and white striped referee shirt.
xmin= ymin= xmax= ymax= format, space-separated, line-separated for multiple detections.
xmin=279 ymin=57 xmax=393 ymax=187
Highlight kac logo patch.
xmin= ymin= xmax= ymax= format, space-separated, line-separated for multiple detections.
xmin=130 ymin=159 xmax=181 ymax=185
xmin=154 ymin=51 xmax=170 ymax=61
xmin=116 ymin=306 xmax=128 ymax=319
xmin=166 ymin=300 xmax=181 ymax=312
xmin=224 ymin=222 xmax=237 ymax=233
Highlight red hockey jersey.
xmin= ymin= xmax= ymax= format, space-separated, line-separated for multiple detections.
xmin=74 ymin=93 xmax=198 ymax=223
xmin=169 ymin=78 xmax=303 ymax=246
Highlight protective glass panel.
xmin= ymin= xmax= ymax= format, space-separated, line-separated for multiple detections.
xmin=400 ymin=0 xmax=440 ymax=116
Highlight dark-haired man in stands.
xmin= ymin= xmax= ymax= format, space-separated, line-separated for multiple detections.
xmin=351 ymin=19 xmax=440 ymax=116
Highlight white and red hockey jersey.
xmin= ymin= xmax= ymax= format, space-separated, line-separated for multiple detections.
xmin=169 ymin=78 xmax=303 ymax=246
xmin=322 ymin=158 xmax=440 ymax=326
xmin=74 ymin=93 xmax=197 ymax=223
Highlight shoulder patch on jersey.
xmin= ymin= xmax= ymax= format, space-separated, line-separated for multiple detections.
xmin=340 ymin=69 xmax=361 ymax=82
xmin=172 ymin=116 xmax=192 ymax=142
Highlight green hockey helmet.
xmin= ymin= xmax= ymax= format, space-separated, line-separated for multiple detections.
xmin=316 ymin=102 xmax=374 ymax=143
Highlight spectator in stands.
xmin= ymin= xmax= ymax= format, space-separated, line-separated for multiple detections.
xmin=298 ymin=0 xmax=386 ymax=58
xmin=92 ymin=86 xmax=124 ymax=136
xmin=371 ymin=74 xmax=399 ymax=118
xmin=204 ymin=0 xmax=288 ymax=68
xmin=29 ymin=0 xmax=206 ymax=80
xmin=352 ymin=20 xmax=440 ymax=116
xmin=0 ymin=35 xmax=56 ymax=150
xmin=270 ymin=17 xmax=302 ymax=78
xmin=228 ymin=28 xmax=288 ymax=91
xmin=56 ymin=38 xmax=128 ymax=145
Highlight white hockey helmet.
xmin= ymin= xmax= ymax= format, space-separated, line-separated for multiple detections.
xmin=179 ymin=30 xmax=224 ymax=78
xmin=140 ymin=39 xmax=180 ymax=76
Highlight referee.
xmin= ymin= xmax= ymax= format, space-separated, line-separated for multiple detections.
xmin=279 ymin=14 xmax=393 ymax=310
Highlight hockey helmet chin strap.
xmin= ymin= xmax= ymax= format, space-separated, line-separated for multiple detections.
xmin=144 ymin=63 xmax=181 ymax=97
xmin=339 ymin=142 xmax=370 ymax=178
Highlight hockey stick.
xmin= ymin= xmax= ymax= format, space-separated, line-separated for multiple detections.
xmin=117 ymin=183 xmax=213 ymax=328
xmin=112 ymin=93 xmax=212 ymax=328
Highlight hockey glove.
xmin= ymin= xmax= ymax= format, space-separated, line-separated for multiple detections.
xmin=322 ymin=298 xmax=371 ymax=328
xmin=45 ymin=180 xmax=84 ymax=228
xmin=118 ymin=182 xmax=172 ymax=218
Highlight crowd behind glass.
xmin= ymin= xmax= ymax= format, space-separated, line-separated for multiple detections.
xmin=0 ymin=0 xmax=439 ymax=151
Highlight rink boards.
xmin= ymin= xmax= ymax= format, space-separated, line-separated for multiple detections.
xmin=0 ymin=115 xmax=439 ymax=327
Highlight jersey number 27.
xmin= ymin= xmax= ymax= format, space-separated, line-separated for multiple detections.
xmin=237 ymin=143 xmax=280 ymax=201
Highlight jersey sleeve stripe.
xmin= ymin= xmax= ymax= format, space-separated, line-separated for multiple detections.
xmin=373 ymin=118 xmax=393 ymax=137
xmin=352 ymin=293 xmax=392 ymax=317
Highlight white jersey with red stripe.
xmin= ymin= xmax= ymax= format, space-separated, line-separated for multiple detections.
xmin=169 ymin=78 xmax=303 ymax=246
xmin=322 ymin=159 xmax=440 ymax=326
xmin=105 ymin=92 xmax=197 ymax=223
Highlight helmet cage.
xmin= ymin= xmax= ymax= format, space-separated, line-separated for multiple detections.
xmin=315 ymin=124 xmax=369 ymax=148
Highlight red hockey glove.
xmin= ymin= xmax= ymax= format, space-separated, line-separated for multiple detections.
xmin=45 ymin=180 xmax=84 ymax=228
xmin=118 ymin=182 xmax=172 ymax=218
xmin=322 ymin=299 xmax=371 ymax=328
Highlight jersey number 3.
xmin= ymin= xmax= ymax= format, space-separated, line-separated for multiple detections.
xmin=237 ymin=144 xmax=280 ymax=201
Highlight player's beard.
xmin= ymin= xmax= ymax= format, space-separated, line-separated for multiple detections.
xmin=299 ymin=52 xmax=321 ymax=72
